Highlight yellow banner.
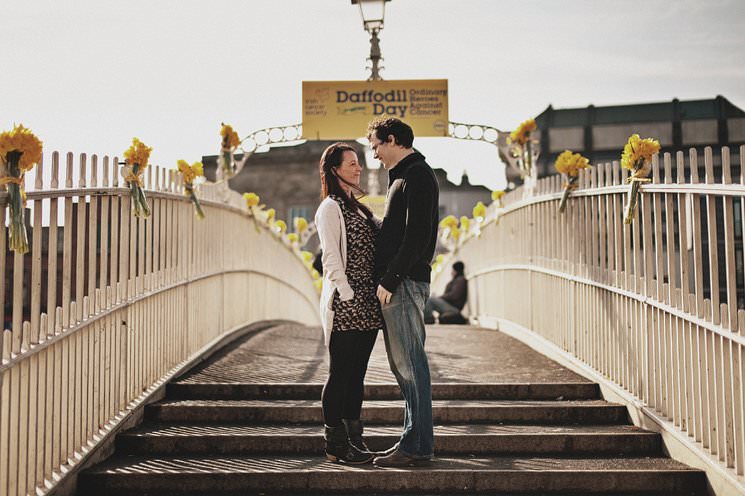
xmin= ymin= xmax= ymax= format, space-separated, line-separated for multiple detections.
xmin=302 ymin=79 xmax=448 ymax=140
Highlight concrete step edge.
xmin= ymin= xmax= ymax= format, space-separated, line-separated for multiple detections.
xmin=167 ymin=382 xmax=601 ymax=400
xmin=80 ymin=461 xmax=705 ymax=494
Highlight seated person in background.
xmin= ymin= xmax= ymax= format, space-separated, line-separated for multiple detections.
xmin=424 ymin=261 xmax=467 ymax=324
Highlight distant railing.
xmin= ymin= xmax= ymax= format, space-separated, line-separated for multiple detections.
xmin=0 ymin=151 xmax=320 ymax=496
xmin=438 ymin=145 xmax=745 ymax=489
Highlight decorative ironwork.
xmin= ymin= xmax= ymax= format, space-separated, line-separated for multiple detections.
xmin=448 ymin=121 xmax=540 ymax=187
xmin=238 ymin=123 xmax=304 ymax=155
xmin=448 ymin=121 xmax=503 ymax=145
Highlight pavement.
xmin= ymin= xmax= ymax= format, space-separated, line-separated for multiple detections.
xmin=177 ymin=323 xmax=590 ymax=385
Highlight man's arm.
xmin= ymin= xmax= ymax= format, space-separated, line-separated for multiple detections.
xmin=380 ymin=166 xmax=436 ymax=292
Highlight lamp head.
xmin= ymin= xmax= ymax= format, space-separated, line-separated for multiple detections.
xmin=351 ymin=0 xmax=389 ymax=32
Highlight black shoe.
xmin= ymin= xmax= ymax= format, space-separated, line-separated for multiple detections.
xmin=324 ymin=425 xmax=373 ymax=464
xmin=342 ymin=419 xmax=371 ymax=453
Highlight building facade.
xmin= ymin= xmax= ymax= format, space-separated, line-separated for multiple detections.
xmin=532 ymin=95 xmax=745 ymax=180
xmin=202 ymin=141 xmax=492 ymax=239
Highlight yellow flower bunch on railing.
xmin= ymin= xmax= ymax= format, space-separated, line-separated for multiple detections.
xmin=460 ymin=216 xmax=470 ymax=236
xmin=439 ymin=215 xmax=458 ymax=230
xmin=472 ymin=201 xmax=486 ymax=221
xmin=509 ymin=118 xmax=536 ymax=146
xmin=294 ymin=217 xmax=308 ymax=234
xmin=554 ymin=150 xmax=591 ymax=214
xmin=621 ymin=134 xmax=660 ymax=224
xmin=0 ymin=124 xmax=43 ymax=253
xmin=507 ymin=118 xmax=539 ymax=178
xmin=218 ymin=123 xmax=241 ymax=180
xmin=243 ymin=192 xmax=260 ymax=208
xmin=490 ymin=190 xmax=506 ymax=224
xmin=243 ymin=192 xmax=268 ymax=232
xmin=265 ymin=208 xmax=276 ymax=223
xmin=299 ymin=249 xmax=319 ymax=283
xmin=122 ymin=137 xmax=152 ymax=218
xmin=292 ymin=216 xmax=310 ymax=247
xmin=177 ymin=160 xmax=205 ymax=219
xmin=274 ymin=219 xmax=287 ymax=235
xmin=438 ymin=215 xmax=461 ymax=250
xmin=431 ymin=253 xmax=446 ymax=273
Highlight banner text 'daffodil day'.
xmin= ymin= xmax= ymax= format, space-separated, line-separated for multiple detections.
xmin=302 ymin=80 xmax=448 ymax=139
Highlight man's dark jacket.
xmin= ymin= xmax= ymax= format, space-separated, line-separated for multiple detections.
xmin=375 ymin=151 xmax=439 ymax=292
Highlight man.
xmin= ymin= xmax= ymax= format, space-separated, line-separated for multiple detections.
xmin=368 ymin=117 xmax=438 ymax=466
xmin=424 ymin=261 xmax=467 ymax=324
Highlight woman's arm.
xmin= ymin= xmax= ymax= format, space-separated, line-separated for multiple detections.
xmin=315 ymin=201 xmax=354 ymax=301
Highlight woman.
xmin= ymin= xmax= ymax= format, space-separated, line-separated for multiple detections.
xmin=315 ymin=142 xmax=383 ymax=464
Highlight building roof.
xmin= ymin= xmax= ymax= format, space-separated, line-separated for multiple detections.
xmin=536 ymin=95 xmax=745 ymax=128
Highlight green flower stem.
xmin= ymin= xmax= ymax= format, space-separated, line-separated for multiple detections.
xmin=624 ymin=179 xmax=642 ymax=225
xmin=129 ymin=163 xmax=151 ymax=218
xmin=185 ymin=184 xmax=205 ymax=219
xmin=559 ymin=176 xmax=578 ymax=214
xmin=623 ymin=159 xmax=646 ymax=225
xmin=221 ymin=150 xmax=234 ymax=179
xmin=7 ymin=183 xmax=28 ymax=254
xmin=5 ymin=154 xmax=29 ymax=254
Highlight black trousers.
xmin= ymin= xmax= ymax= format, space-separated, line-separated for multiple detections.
xmin=322 ymin=329 xmax=378 ymax=427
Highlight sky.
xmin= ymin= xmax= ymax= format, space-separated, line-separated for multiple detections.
xmin=3 ymin=0 xmax=744 ymax=190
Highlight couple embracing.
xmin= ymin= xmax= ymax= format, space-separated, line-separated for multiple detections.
xmin=315 ymin=117 xmax=439 ymax=467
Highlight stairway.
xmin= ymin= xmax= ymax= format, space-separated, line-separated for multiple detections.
xmin=78 ymin=325 xmax=706 ymax=495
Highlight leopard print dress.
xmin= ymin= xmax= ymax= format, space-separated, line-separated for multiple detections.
xmin=330 ymin=195 xmax=384 ymax=333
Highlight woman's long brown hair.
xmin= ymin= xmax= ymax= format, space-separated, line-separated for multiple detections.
xmin=319 ymin=142 xmax=373 ymax=219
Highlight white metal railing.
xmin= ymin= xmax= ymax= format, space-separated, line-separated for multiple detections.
xmin=0 ymin=151 xmax=320 ymax=496
xmin=437 ymin=145 xmax=745 ymax=490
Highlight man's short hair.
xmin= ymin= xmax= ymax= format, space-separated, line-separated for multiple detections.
xmin=367 ymin=117 xmax=414 ymax=148
xmin=452 ymin=261 xmax=464 ymax=274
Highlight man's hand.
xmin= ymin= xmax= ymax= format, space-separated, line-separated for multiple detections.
xmin=377 ymin=284 xmax=393 ymax=305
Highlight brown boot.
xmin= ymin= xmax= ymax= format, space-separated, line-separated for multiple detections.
xmin=373 ymin=448 xmax=430 ymax=467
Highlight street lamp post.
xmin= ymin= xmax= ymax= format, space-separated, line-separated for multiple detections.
xmin=352 ymin=0 xmax=389 ymax=81
xmin=352 ymin=0 xmax=390 ymax=196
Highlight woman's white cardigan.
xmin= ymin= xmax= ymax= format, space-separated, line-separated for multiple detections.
xmin=315 ymin=197 xmax=354 ymax=346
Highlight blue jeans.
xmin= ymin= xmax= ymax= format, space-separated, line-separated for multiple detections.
xmin=381 ymin=279 xmax=434 ymax=459
xmin=423 ymin=296 xmax=459 ymax=324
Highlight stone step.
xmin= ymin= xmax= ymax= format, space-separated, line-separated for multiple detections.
xmin=79 ymin=455 xmax=705 ymax=495
xmin=110 ymin=493 xmax=698 ymax=496
xmin=146 ymin=399 xmax=629 ymax=425
xmin=167 ymin=382 xmax=600 ymax=401
xmin=117 ymin=423 xmax=660 ymax=456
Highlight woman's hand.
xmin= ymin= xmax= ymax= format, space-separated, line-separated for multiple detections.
xmin=377 ymin=284 xmax=392 ymax=305
xmin=339 ymin=285 xmax=354 ymax=302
